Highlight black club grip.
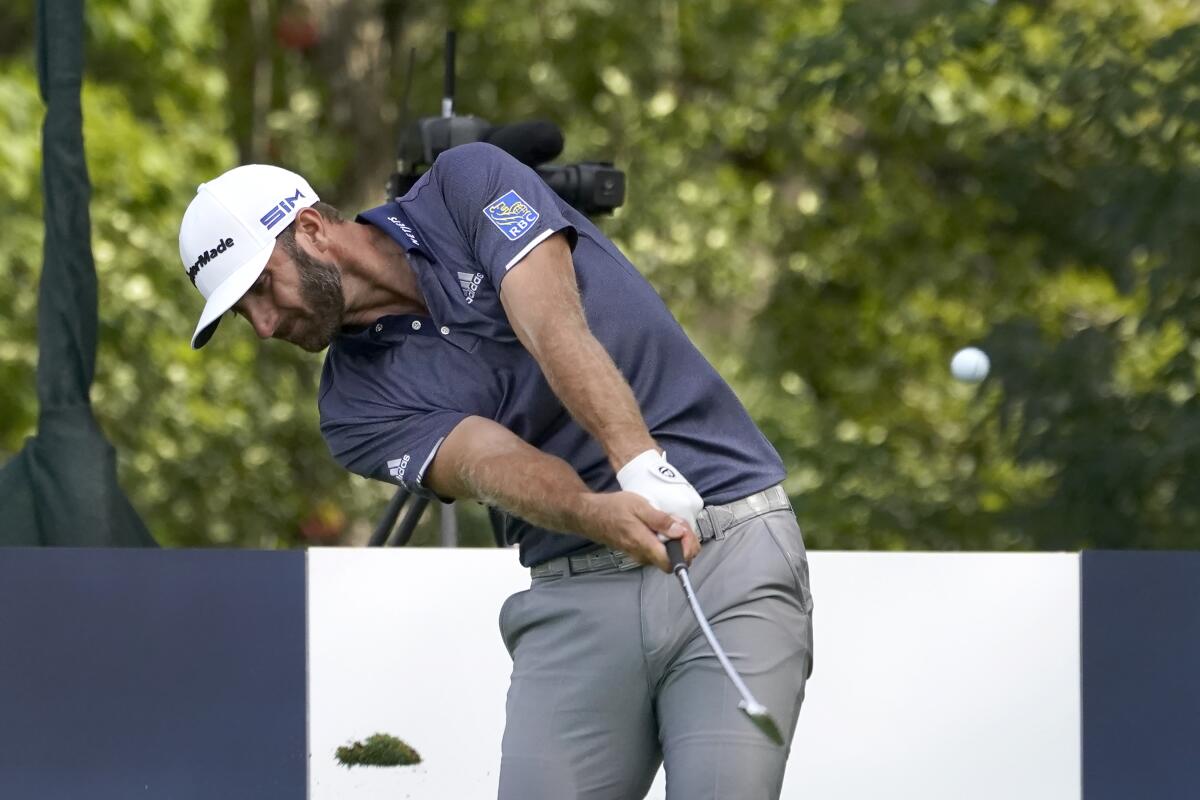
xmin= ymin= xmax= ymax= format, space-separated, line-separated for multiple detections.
xmin=664 ymin=537 xmax=686 ymax=572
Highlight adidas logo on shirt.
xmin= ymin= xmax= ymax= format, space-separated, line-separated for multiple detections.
xmin=387 ymin=455 xmax=410 ymax=481
xmin=457 ymin=271 xmax=484 ymax=304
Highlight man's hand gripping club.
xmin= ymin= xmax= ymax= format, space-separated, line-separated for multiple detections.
xmin=616 ymin=449 xmax=704 ymax=567
xmin=576 ymin=490 xmax=698 ymax=573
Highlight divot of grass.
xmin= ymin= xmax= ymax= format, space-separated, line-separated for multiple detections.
xmin=335 ymin=733 xmax=422 ymax=768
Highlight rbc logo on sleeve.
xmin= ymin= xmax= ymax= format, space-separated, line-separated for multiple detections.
xmin=483 ymin=190 xmax=540 ymax=241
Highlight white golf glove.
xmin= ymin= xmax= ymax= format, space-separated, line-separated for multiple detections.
xmin=616 ymin=449 xmax=704 ymax=535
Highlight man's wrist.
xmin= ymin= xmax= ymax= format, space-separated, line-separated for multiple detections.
xmin=611 ymin=440 xmax=660 ymax=474
xmin=616 ymin=448 xmax=665 ymax=489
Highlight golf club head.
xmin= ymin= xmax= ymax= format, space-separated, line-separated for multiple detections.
xmin=739 ymin=699 xmax=785 ymax=746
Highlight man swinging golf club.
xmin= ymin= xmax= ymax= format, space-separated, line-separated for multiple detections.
xmin=177 ymin=141 xmax=814 ymax=800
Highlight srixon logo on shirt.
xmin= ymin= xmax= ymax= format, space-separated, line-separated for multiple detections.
xmin=387 ymin=216 xmax=420 ymax=248
xmin=387 ymin=454 xmax=411 ymax=481
xmin=188 ymin=237 xmax=234 ymax=285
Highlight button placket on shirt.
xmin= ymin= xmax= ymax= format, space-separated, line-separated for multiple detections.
xmin=364 ymin=315 xmax=474 ymax=351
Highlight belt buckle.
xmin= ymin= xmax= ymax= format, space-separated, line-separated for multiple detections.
xmin=697 ymin=506 xmax=725 ymax=542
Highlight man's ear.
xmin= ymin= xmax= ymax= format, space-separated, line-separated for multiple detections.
xmin=293 ymin=206 xmax=329 ymax=252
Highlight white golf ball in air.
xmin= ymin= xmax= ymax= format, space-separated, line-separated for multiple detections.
xmin=950 ymin=347 xmax=990 ymax=383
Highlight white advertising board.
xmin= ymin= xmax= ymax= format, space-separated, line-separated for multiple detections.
xmin=308 ymin=550 xmax=1080 ymax=799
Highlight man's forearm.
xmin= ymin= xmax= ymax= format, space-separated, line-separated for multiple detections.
xmin=456 ymin=440 xmax=596 ymax=536
xmin=534 ymin=327 xmax=656 ymax=471
xmin=500 ymin=234 xmax=656 ymax=471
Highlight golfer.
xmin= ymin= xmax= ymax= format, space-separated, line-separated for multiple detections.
xmin=178 ymin=142 xmax=814 ymax=799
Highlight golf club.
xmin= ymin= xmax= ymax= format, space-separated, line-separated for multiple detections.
xmin=663 ymin=537 xmax=785 ymax=746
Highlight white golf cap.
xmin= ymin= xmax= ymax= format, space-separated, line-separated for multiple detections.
xmin=178 ymin=164 xmax=318 ymax=348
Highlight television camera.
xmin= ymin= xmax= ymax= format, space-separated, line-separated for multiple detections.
xmin=386 ymin=31 xmax=625 ymax=217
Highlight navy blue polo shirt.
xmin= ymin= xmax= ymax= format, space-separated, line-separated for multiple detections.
xmin=318 ymin=142 xmax=784 ymax=566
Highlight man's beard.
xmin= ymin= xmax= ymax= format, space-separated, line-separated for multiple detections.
xmin=290 ymin=246 xmax=345 ymax=353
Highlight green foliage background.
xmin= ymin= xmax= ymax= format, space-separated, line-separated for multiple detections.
xmin=2 ymin=0 xmax=1199 ymax=550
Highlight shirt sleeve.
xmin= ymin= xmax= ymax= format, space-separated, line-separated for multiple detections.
xmin=318 ymin=344 xmax=498 ymax=499
xmin=430 ymin=141 xmax=578 ymax=289
xmin=322 ymin=407 xmax=469 ymax=500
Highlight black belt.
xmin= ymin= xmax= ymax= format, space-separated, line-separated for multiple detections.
xmin=529 ymin=484 xmax=791 ymax=579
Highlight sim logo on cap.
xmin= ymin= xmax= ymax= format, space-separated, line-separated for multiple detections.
xmin=260 ymin=188 xmax=307 ymax=230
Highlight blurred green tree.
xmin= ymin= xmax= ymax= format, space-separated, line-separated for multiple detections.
xmin=2 ymin=0 xmax=1198 ymax=549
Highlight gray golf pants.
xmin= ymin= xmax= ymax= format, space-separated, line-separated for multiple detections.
xmin=497 ymin=497 xmax=814 ymax=800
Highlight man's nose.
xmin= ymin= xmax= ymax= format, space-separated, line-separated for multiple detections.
xmin=244 ymin=303 xmax=278 ymax=339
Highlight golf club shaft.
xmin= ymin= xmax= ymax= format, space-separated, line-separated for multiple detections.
xmin=664 ymin=539 xmax=763 ymax=709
